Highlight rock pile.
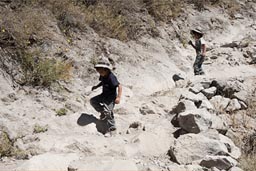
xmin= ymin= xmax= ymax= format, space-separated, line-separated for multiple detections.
xmin=169 ymin=78 xmax=246 ymax=171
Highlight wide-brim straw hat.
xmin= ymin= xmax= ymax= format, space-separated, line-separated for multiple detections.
xmin=94 ymin=61 xmax=112 ymax=70
xmin=190 ymin=28 xmax=204 ymax=37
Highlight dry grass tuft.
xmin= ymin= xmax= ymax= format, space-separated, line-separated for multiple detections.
xmin=246 ymin=89 xmax=256 ymax=118
xmin=0 ymin=132 xmax=12 ymax=157
xmin=144 ymin=0 xmax=183 ymax=22
xmin=240 ymin=154 xmax=256 ymax=171
xmin=83 ymin=3 xmax=128 ymax=40
xmin=21 ymin=51 xmax=72 ymax=87
xmin=239 ymin=132 xmax=256 ymax=171
xmin=0 ymin=131 xmax=29 ymax=159
xmin=0 ymin=7 xmax=48 ymax=48
xmin=188 ymin=0 xmax=240 ymax=17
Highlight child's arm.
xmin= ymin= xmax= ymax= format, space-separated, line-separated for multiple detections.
xmin=201 ymin=44 xmax=206 ymax=57
xmin=188 ymin=40 xmax=196 ymax=50
xmin=115 ymin=84 xmax=122 ymax=104
xmin=91 ymin=82 xmax=103 ymax=91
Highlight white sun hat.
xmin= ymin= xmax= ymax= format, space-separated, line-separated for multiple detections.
xmin=190 ymin=27 xmax=204 ymax=36
xmin=94 ymin=58 xmax=112 ymax=70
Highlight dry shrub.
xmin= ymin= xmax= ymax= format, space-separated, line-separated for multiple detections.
xmin=0 ymin=0 xmax=172 ymax=41
xmin=0 ymin=131 xmax=30 ymax=159
xmin=42 ymin=0 xmax=158 ymax=40
xmin=0 ymin=132 xmax=12 ymax=157
xmin=240 ymin=154 xmax=256 ymax=171
xmin=239 ymin=132 xmax=256 ymax=171
xmin=83 ymin=3 xmax=128 ymax=40
xmin=36 ymin=0 xmax=130 ymax=40
xmin=39 ymin=0 xmax=87 ymax=35
xmin=187 ymin=0 xmax=219 ymax=11
xmin=221 ymin=0 xmax=241 ymax=18
xmin=188 ymin=0 xmax=240 ymax=17
xmin=0 ymin=7 xmax=48 ymax=48
xmin=246 ymin=89 xmax=256 ymax=118
xmin=144 ymin=0 xmax=183 ymax=22
xmin=21 ymin=51 xmax=72 ymax=87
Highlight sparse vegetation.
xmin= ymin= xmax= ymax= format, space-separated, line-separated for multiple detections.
xmin=144 ymin=0 xmax=183 ymax=22
xmin=246 ymin=89 xmax=256 ymax=118
xmin=0 ymin=131 xmax=13 ymax=157
xmin=188 ymin=0 xmax=240 ymax=16
xmin=0 ymin=7 xmax=48 ymax=48
xmin=0 ymin=131 xmax=29 ymax=159
xmin=0 ymin=0 xmax=243 ymax=45
xmin=231 ymin=90 xmax=256 ymax=171
xmin=56 ymin=108 xmax=68 ymax=116
xmin=240 ymin=154 xmax=256 ymax=171
xmin=33 ymin=124 xmax=48 ymax=134
xmin=239 ymin=132 xmax=256 ymax=171
xmin=20 ymin=51 xmax=72 ymax=87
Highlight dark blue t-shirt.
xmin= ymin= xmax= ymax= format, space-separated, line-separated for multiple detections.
xmin=100 ymin=72 xmax=119 ymax=98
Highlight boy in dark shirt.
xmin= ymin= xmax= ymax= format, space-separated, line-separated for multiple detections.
xmin=90 ymin=60 xmax=122 ymax=136
xmin=189 ymin=28 xmax=206 ymax=75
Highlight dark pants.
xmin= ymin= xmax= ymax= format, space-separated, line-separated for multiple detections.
xmin=90 ymin=94 xmax=116 ymax=131
xmin=193 ymin=54 xmax=205 ymax=75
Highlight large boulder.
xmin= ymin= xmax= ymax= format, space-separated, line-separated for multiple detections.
xmin=68 ymin=157 xmax=138 ymax=171
xmin=199 ymin=99 xmax=215 ymax=111
xmin=170 ymin=100 xmax=197 ymax=127
xmin=178 ymin=109 xmax=212 ymax=133
xmin=226 ymin=99 xmax=241 ymax=112
xmin=210 ymin=95 xmax=230 ymax=112
xmin=201 ymin=87 xmax=217 ymax=99
xmin=229 ymin=167 xmax=244 ymax=171
xmin=211 ymin=115 xmax=228 ymax=135
xmin=180 ymin=91 xmax=207 ymax=103
xmin=210 ymin=79 xmax=245 ymax=98
xmin=232 ymin=90 xmax=248 ymax=103
xmin=170 ymin=100 xmax=197 ymax=115
xmin=169 ymin=132 xmax=229 ymax=165
xmin=200 ymin=156 xmax=237 ymax=170
xmin=167 ymin=164 xmax=206 ymax=171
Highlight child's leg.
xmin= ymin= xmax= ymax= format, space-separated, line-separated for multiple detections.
xmin=193 ymin=56 xmax=200 ymax=75
xmin=193 ymin=55 xmax=204 ymax=75
xmin=198 ymin=55 xmax=205 ymax=74
xmin=103 ymin=100 xmax=116 ymax=131
xmin=90 ymin=95 xmax=104 ymax=112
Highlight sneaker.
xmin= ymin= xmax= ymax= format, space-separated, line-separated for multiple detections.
xmin=104 ymin=132 xmax=112 ymax=138
xmin=100 ymin=113 xmax=107 ymax=120
xmin=104 ymin=128 xmax=117 ymax=138
xmin=199 ymin=71 xmax=205 ymax=75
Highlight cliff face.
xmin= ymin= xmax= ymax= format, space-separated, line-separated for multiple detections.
xmin=0 ymin=0 xmax=256 ymax=170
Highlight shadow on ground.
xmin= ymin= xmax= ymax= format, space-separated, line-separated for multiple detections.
xmin=77 ymin=113 xmax=108 ymax=134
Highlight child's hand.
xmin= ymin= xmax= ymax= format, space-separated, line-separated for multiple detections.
xmin=188 ymin=40 xmax=193 ymax=45
xmin=115 ymin=97 xmax=121 ymax=104
xmin=91 ymin=86 xmax=97 ymax=91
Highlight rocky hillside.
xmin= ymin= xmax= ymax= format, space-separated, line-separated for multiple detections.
xmin=0 ymin=0 xmax=256 ymax=171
